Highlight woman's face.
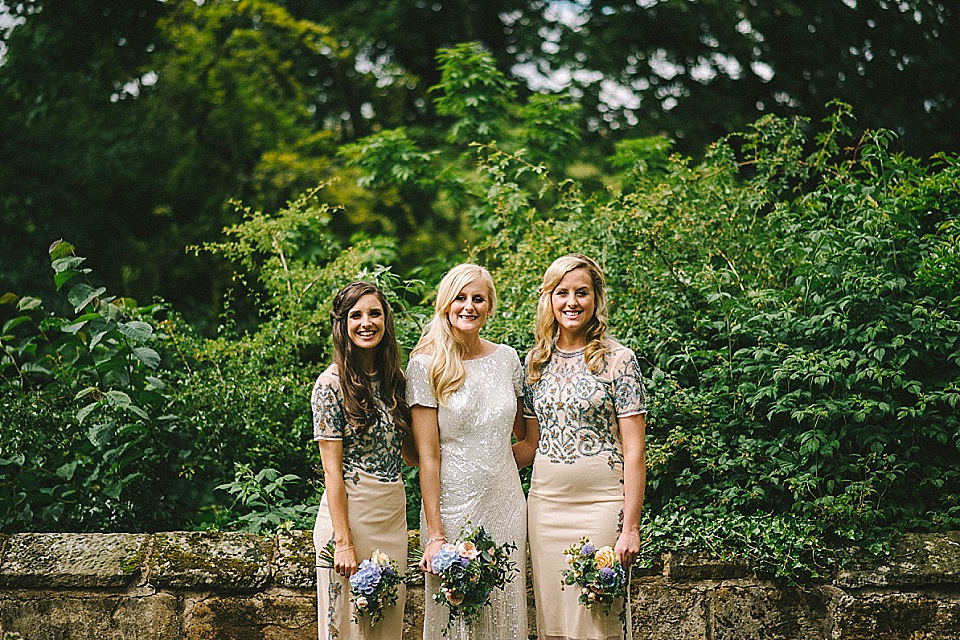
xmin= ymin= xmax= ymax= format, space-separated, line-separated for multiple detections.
xmin=447 ymin=280 xmax=491 ymax=335
xmin=551 ymin=267 xmax=596 ymax=338
xmin=346 ymin=293 xmax=386 ymax=350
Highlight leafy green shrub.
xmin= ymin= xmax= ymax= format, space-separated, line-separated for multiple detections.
xmin=0 ymin=241 xmax=194 ymax=531
xmin=3 ymin=38 xmax=958 ymax=589
xmin=476 ymin=106 xmax=960 ymax=580
xmin=213 ymin=464 xmax=318 ymax=533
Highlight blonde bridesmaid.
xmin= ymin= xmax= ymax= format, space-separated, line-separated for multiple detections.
xmin=516 ymin=254 xmax=648 ymax=640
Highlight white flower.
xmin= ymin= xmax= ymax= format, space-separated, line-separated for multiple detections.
xmin=355 ymin=596 xmax=368 ymax=609
xmin=457 ymin=540 xmax=479 ymax=560
xmin=565 ymin=553 xmax=575 ymax=564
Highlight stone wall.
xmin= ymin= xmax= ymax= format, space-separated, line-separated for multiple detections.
xmin=1 ymin=530 xmax=959 ymax=639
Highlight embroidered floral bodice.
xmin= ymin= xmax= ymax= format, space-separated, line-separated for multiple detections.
xmin=524 ymin=341 xmax=647 ymax=470
xmin=312 ymin=365 xmax=403 ymax=483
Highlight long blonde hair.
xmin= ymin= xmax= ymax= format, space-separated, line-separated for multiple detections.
xmin=526 ymin=254 xmax=610 ymax=386
xmin=411 ymin=264 xmax=497 ymax=405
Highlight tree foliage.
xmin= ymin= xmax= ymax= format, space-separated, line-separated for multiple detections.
xmin=541 ymin=0 xmax=960 ymax=159
xmin=2 ymin=16 xmax=960 ymax=582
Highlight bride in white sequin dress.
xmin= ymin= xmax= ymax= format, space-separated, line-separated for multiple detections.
xmin=407 ymin=263 xmax=528 ymax=639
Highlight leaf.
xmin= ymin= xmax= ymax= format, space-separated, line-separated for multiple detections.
xmin=54 ymin=270 xmax=81 ymax=291
xmin=104 ymin=390 xmax=132 ymax=409
xmin=21 ymin=362 xmax=52 ymax=375
xmin=87 ymin=421 xmax=118 ymax=448
xmin=67 ymin=284 xmax=106 ymax=312
xmin=51 ymin=256 xmax=86 ymax=273
xmin=2 ymin=315 xmax=31 ymax=333
xmin=48 ymin=240 xmax=74 ymax=260
xmin=17 ymin=296 xmax=42 ymax=311
xmin=118 ymin=321 xmax=153 ymax=341
xmin=61 ymin=319 xmax=89 ymax=334
xmin=133 ymin=346 xmax=161 ymax=369
xmin=56 ymin=460 xmax=78 ymax=481
xmin=74 ymin=387 xmax=98 ymax=400
xmin=76 ymin=401 xmax=99 ymax=424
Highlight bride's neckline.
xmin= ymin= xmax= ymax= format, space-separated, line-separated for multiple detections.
xmin=464 ymin=343 xmax=500 ymax=361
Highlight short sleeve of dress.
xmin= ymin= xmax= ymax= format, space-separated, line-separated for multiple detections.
xmin=405 ymin=355 xmax=438 ymax=408
xmin=312 ymin=375 xmax=346 ymax=441
xmin=612 ymin=348 xmax=648 ymax=418
xmin=509 ymin=346 xmax=523 ymax=398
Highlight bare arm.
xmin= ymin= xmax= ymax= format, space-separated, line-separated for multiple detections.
xmin=401 ymin=431 xmax=419 ymax=467
xmin=412 ymin=404 xmax=445 ymax=573
xmin=614 ymin=412 xmax=647 ymax=567
xmin=317 ymin=439 xmax=358 ymax=577
xmin=512 ymin=411 xmax=540 ymax=468
xmin=512 ymin=397 xmax=526 ymax=443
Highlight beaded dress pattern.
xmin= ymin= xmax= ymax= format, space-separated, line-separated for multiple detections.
xmin=524 ymin=342 xmax=647 ymax=640
xmin=407 ymin=344 xmax=528 ymax=640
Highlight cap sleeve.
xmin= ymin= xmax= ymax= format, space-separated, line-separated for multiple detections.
xmin=405 ymin=355 xmax=438 ymax=408
xmin=612 ymin=347 xmax=647 ymax=418
xmin=312 ymin=374 xmax=346 ymax=441
xmin=509 ymin=346 xmax=523 ymax=398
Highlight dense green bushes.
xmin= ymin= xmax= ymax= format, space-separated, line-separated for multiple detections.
xmin=479 ymin=105 xmax=960 ymax=579
xmin=2 ymin=46 xmax=959 ymax=583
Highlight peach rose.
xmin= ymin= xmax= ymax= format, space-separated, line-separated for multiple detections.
xmin=594 ymin=546 xmax=616 ymax=569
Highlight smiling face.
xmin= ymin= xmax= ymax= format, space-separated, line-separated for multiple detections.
xmin=447 ymin=280 xmax=491 ymax=336
xmin=551 ymin=267 xmax=596 ymax=342
xmin=346 ymin=293 xmax=386 ymax=351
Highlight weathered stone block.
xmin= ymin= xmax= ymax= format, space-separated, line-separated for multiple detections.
xmin=150 ymin=531 xmax=271 ymax=591
xmin=273 ymin=530 xmax=316 ymax=589
xmin=833 ymin=592 xmax=960 ymax=640
xmin=185 ymin=591 xmax=316 ymax=640
xmin=0 ymin=533 xmax=148 ymax=588
xmin=712 ymin=582 xmax=829 ymax=640
xmin=0 ymin=592 xmax=180 ymax=639
xmin=404 ymin=583 xmax=425 ymax=640
xmin=630 ymin=579 xmax=709 ymax=640
xmin=664 ymin=551 xmax=753 ymax=582
xmin=837 ymin=532 xmax=960 ymax=589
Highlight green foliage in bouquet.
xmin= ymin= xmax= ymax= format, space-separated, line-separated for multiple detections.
xmin=561 ymin=538 xmax=629 ymax=615
xmin=429 ymin=527 xmax=518 ymax=630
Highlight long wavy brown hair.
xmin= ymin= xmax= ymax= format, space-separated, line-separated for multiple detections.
xmin=526 ymin=254 xmax=610 ymax=386
xmin=331 ymin=282 xmax=411 ymax=434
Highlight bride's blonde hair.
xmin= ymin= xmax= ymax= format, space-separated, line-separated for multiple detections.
xmin=526 ymin=254 xmax=609 ymax=386
xmin=411 ymin=264 xmax=497 ymax=405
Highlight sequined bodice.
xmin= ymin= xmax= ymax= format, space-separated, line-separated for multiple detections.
xmin=407 ymin=345 xmax=523 ymax=520
xmin=406 ymin=344 xmax=528 ymax=639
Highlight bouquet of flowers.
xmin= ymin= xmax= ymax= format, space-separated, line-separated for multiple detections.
xmin=560 ymin=537 xmax=628 ymax=615
xmin=426 ymin=527 xmax=518 ymax=630
xmin=317 ymin=542 xmax=404 ymax=625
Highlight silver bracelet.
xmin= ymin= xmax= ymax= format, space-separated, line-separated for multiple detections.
xmin=425 ymin=536 xmax=447 ymax=546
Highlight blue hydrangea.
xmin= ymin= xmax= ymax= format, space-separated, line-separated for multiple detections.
xmin=349 ymin=559 xmax=382 ymax=595
xmin=581 ymin=543 xmax=595 ymax=556
xmin=599 ymin=567 xmax=616 ymax=584
xmin=431 ymin=547 xmax=458 ymax=573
